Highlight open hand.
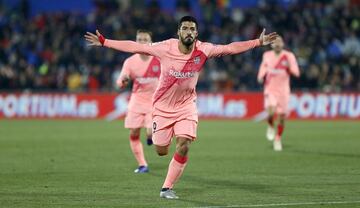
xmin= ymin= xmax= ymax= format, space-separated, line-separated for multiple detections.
xmin=84 ymin=30 xmax=105 ymax=46
xmin=259 ymin=29 xmax=278 ymax=46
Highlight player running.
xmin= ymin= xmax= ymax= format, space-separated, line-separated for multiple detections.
xmin=85 ymin=16 xmax=278 ymax=199
xmin=117 ymin=29 xmax=160 ymax=173
xmin=257 ymin=36 xmax=300 ymax=151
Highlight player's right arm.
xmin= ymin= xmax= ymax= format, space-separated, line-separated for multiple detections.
xmin=84 ymin=30 xmax=163 ymax=57
xmin=116 ymin=58 xmax=131 ymax=89
xmin=257 ymin=53 xmax=268 ymax=84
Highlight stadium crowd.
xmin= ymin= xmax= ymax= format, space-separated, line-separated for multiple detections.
xmin=0 ymin=0 xmax=359 ymax=92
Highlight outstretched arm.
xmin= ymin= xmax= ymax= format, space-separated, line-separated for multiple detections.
xmin=205 ymin=29 xmax=278 ymax=58
xmin=84 ymin=30 xmax=162 ymax=57
xmin=205 ymin=39 xmax=260 ymax=58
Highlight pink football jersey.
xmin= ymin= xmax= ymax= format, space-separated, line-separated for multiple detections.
xmin=258 ymin=50 xmax=300 ymax=95
xmin=106 ymin=38 xmax=260 ymax=121
xmin=117 ymin=54 xmax=160 ymax=113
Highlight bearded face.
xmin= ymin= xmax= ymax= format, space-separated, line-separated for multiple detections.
xmin=178 ymin=21 xmax=198 ymax=46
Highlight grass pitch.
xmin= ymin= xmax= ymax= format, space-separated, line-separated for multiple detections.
xmin=0 ymin=120 xmax=359 ymax=208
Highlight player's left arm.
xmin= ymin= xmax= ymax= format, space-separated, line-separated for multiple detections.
xmin=288 ymin=53 xmax=300 ymax=77
xmin=205 ymin=29 xmax=278 ymax=58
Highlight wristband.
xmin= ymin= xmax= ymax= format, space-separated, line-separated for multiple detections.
xmin=98 ymin=34 xmax=105 ymax=46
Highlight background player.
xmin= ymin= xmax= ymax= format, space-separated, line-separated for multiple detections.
xmin=85 ymin=16 xmax=278 ymax=199
xmin=117 ymin=29 xmax=160 ymax=173
xmin=257 ymin=36 xmax=300 ymax=151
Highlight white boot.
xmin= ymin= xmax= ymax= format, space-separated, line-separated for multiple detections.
xmin=266 ymin=126 xmax=275 ymax=141
xmin=273 ymin=136 xmax=282 ymax=151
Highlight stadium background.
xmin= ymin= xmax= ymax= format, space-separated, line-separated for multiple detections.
xmin=1 ymin=1 xmax=360 ymax=208
xmin=0 ymin=0 xmax=359 ymax=120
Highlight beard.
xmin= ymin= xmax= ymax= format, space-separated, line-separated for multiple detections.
xmin=181 ymin=36 xmax=195 ymax=46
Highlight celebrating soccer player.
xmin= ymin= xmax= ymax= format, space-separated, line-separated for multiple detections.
xmin=116 ymin=29 xmax=160 ymax=173
xmin=85 ymin=16 xmax=278 ymax=199
xmin=257 ymin=36 xmax=300 ymax=151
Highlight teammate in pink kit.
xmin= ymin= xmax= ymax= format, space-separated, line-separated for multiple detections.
xmin=85 ymin=16 xmax=278 ymax=199
xmin=117 ymin=30 xmax=161 ymax=173
xmin=257 ymin=36 xmax=300 ymax=151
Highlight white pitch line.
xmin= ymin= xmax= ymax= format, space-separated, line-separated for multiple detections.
xmin=189 ymin=200 xmax=360 ymax=208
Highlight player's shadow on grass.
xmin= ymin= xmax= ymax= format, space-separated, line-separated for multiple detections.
xmin=169 ymin=186 xmax=230 ymax=207
xmin=177 ymin=198 xmax=225 ymax=207
xmin=146 ymin=162 xmax=168 ymax=177
xmin=171 ymin=176 xmax=274 ymax=207
xmin=182 ymin=175 xmax=271 ymax=194
xmin=288 ymin=148 xmax=360 ymax=159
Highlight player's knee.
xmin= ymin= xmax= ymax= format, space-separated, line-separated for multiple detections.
xmin=155 ymin=146 xmax=168 ymax=156
xmin=157 ymin=149 xmax=168 ymax=156
xmin=130 ymin=128 xmax=140 ymax=137
xmin=157 ymin=151 xmax=168 ymax=156
xmin=176 ymin=143 xmax=189 ymax=156
xmin=267 ymin=107 xmax=275 ymax=116
xmin=279 ymin=114 xmax=286 ymax=124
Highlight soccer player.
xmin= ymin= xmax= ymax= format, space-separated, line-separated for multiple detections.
xmin=257 ymin=36 xmax=300 ymax=151
xmin=85 ymin=16 xmax=278 ymax=199
xmin=117 ymin=29 xmax=161 ymax=173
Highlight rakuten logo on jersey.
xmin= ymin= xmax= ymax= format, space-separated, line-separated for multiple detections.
xmin=169 ymin=70 xmax=195 ymax=78
xmin=269 ymin=68 xmax=287 ymax=74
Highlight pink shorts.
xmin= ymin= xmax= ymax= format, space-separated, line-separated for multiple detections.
xmin=264 ymin=93 xmax=289 ymax=114
xmin=152 ymin=116 xmax=197 ymax=147
xmin=124 ymin=111 xmax=152 ymax=129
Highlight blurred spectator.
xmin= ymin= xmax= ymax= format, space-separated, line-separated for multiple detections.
xmin=0 ymin=0 xmax=359 ymax=93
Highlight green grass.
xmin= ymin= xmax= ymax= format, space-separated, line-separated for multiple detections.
xmin=0 ymin=120 xmax=360 ymax=208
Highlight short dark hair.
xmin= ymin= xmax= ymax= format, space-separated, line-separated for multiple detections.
xmin=178 ymin=16 xmax=198 ymax=30
xmin=136 ymin=29 xmax=153 ymax=38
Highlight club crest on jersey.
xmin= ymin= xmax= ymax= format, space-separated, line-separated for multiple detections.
xmin=194 ymin=56 xmax=201 ymax=64
xmin=152 ymin=66 xmax=159 ymax=72
xmin=281 ymin=60 xmax=289 ymax=67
